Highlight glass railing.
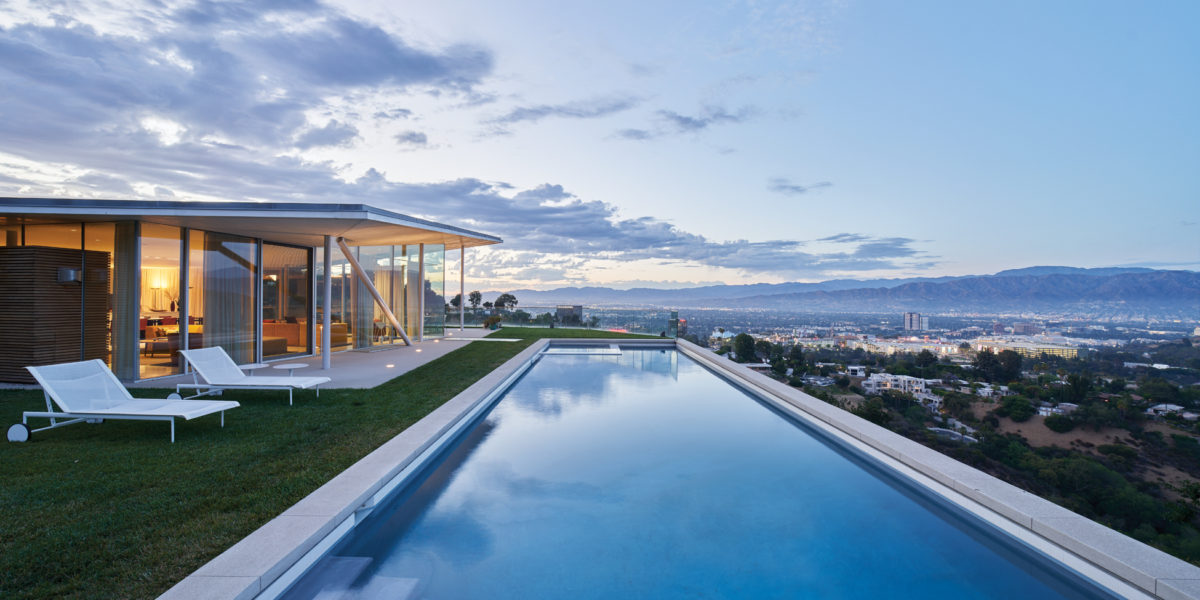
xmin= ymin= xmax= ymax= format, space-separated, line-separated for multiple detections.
xmin=446 ymin=306 xmax=682 ymax=337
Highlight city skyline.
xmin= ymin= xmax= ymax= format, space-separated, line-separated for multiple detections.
xmin=0 ymin=1 xmax=1197 ymax=290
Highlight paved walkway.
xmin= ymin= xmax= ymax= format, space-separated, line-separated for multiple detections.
xmin=129 ymin=327 xmax=503 ymax=390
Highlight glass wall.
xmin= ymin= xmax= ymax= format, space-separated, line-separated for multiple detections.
xmin=5 ymin=220 xmax=454 ymax=379
xmin=190 ymin=230 xmax=258 ymax=365
xmin=24 ymin=223 xmax=81 ymax=249
xmin=316 ymin=243 xmax=354 ymax=353
xmin=405 ymin=245 xmax=421 ymax=339
xmin=311 ymin=243 xmax=445 ymax=349
xmin=139 ymin=224 xmax=185 ymax=378
xmin=82 ymin=222 xmax=133 ymax=376
xmin=396 ymin=247 xmax=415 ymax=340
xmin=262 ymin=243 xmax=312 ymax=358
xmin=354 ymin=246 xmax=387 ymax=348
xmin=423 ymin=244 xmax=446 ymax=338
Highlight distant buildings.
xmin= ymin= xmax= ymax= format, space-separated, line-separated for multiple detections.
xmin=1037 ymin=402 xmax=1078 ymax=417
xmin=862 ymin=373 xmax=931 ymax=396
xmin=903 ymin=312 xmax=929 ymax=331
xmin=974 ymin=338 xmax=1080 ymax=359
xmin=1013 ymin=322 xmax=1042 ymax=335
xmin=849 ymin=339 xmax=959 ymax=356
xmin=1147 ymin=403 xmax=1200 ymax=421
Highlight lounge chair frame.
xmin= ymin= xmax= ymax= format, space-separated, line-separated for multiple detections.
xmin=177 ymin=347 xmax=330 ymax=406
xmin=17 ymin=359 xmax=239 ymax=443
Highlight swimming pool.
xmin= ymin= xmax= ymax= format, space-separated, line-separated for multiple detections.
xmin=272 ymin=346 xmax=1126 ymax=599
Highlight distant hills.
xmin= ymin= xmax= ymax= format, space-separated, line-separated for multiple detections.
xmin=490 ymin=267 xmax=1199 ymax=319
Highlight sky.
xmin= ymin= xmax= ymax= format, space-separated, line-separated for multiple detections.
xmin=0 ymin=0 xmax=1197 ymax=291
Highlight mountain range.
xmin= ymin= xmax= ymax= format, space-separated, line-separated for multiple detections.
xmin=488 ymin=267 xmax=1199 ymax=318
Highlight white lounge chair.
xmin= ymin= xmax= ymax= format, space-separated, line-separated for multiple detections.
xmin=8 ymin=359 xmax=239 ymax=443
xmin=178 ymin=347 xmax=330 ymax=406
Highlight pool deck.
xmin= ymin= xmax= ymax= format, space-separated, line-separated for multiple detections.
xmin=129 ymin=327 xmax=499 ymax=391
xmin=161 ymin=338 xmax=1200 ymax=600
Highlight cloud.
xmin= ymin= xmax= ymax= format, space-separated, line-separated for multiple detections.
xmin=70 ymin=172 xmax=135 ymax=195
xmin=374 ymin=108 xmax=413 ymax=120
xmin=0 ymin=8 xmax=492 ymax=152
xmin=614 ymin=128 xmax=655 ymax=140
xmin=656 ymin=105 xmax=753 ymax=132
xmin=247 ymin=18 xmax=491 ymax=90
xmin=614 ymin=105 xmax=756 ymax=141
xmin=768 ymin=177 xmax=831 ymax=195
xmin=394 ymin=130 xmax=428 ymax=147
xmin=489 ymin=96 xmax=639 ymax=126
xmin=819 ymin=233 xmax=869 ymax=243
xmin=0 ymin=2 xmax=932 ymax=285
xmin=294 ymin=120 xmax=359 ymax=149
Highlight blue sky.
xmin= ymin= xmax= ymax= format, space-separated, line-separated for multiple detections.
xmin=0 ymin=0 xmax=1196 ymax=290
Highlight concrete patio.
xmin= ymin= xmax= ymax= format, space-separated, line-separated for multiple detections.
xmin=128 ymin=327 xmax=511 ymax=391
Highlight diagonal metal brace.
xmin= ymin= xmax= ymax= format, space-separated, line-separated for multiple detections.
xmin=336 ymin=237 xmax=413 ymax=346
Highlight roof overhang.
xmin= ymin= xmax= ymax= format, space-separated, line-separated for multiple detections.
xmin=0 ymin=198 xmax=502 ymax=249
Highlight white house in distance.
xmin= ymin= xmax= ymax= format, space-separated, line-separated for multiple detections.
xmin=862 ymin=373 xmax=931 ymax=396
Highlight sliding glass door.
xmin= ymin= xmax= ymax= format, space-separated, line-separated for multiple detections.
xmin=190 ymin=230 xmax=258 ymax=365
xmin=262 ymin=243 xmax=312 ymax=359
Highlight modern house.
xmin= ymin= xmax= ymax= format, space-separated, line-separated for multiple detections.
xmin=0 ymin=198 xmax=500 ymax=383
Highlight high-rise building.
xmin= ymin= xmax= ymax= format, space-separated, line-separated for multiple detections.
xmin=920 ymin=315 xmax=930 ymax=330
xmin=903 ymin=312 xmax=924 ymax=331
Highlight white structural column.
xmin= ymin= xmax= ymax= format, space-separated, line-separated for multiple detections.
xmin=459 ymin=241 xmax=465 ymax=331
xmin=417 ymin=243 xmax=425 ymax=342
xmin=336 ymin=237 xmax=412 ymax=346
xmin=322 ymin=235 xmax=333 ymax=369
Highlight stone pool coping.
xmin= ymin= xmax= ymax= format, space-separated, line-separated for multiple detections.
xmin=160 ymin=338 xmax=1200 ymax=599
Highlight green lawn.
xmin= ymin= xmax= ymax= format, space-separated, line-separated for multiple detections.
xmin=0 ymin=328 xmax=647 ymax=599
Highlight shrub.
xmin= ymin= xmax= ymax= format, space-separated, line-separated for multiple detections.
xmin=1044 ymin=413 xmax=1075 ymax=433
xmin=1098 ymin=444 xmax=1138 ymax=460
xmin=853 ymin=398 xmax=891 ymax=426
xmin=1002 ymin=396 xmax=1036 ymax=422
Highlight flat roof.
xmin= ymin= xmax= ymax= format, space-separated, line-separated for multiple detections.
xmin=0 ymin=198 xmax=501 ymax=249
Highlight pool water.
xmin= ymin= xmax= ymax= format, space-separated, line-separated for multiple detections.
xmin=281 ymin=348 xmax=1117 ymax=599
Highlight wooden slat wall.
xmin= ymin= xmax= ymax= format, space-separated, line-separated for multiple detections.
xmin=0 ymin=247 xmax=111 ymax=383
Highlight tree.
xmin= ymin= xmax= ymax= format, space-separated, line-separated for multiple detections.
xmin=449 ymin=293 xmax=462 ymax=309
xmin=1045 ymin=414 xmax=1075 ymax=433
xmin=942 ymin=393 xmax=971 ymax=419
xmin=754 ymin=340 xmax=773 ymax=361
xmin=482 ymin=301 xmax=493 ymax=310
xmin=787 ymin=345 xmax=804 ymax=368
xmin=1001 ymin=396 xmax=1036 ymax=422
xmin=733 ymin=333 xmax=756 ymax=363
xmin=916 ymin=349 xmax=937 ymax=378
xmin=973 ymin=349 xmax=1000 ymax=382
xmin=468 ymin=290 xmax=482 ymax=310
xmin=1066 ymin=372 xmax=1092 ymax=403
xmin=997 ymin=350 xmax=1023 ymax=383
xmin=494 ymin=293 xmax=518 ymax=310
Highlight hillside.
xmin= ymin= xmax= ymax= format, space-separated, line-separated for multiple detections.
xmin=490 ymin=267 xmax=1196 ymax=318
